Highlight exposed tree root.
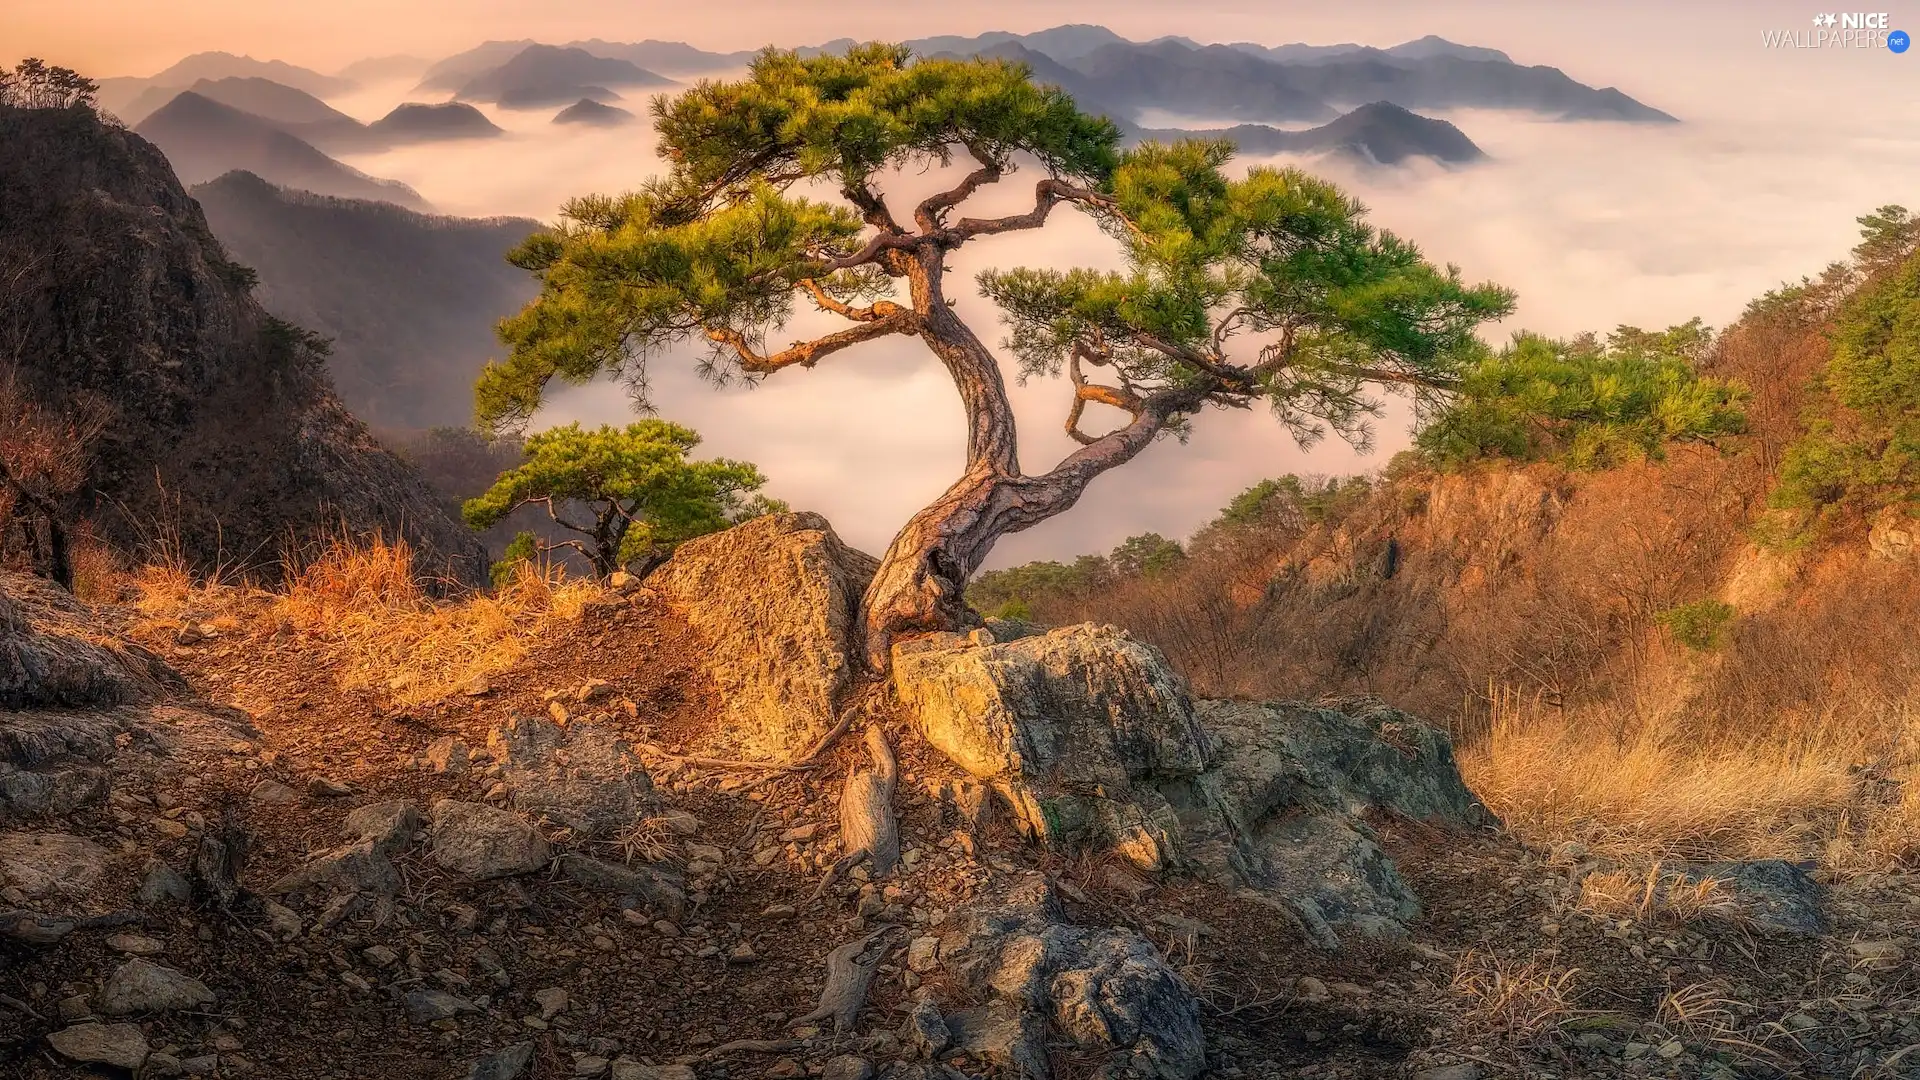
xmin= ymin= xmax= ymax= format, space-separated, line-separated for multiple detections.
xmin=838 ymin=724 xmax=900 ymax=877
xmin=789 ymin=924 xmax=901 ymax=1033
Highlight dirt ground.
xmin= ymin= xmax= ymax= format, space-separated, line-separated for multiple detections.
xmin=2 ymin=588 xmax=1917 ymax=1079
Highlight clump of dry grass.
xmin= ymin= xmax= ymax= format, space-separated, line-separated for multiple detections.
xmin=135 ymin=536 xmax=605 ymax=709
xmin=1447 ymin=949 xmax=1579 ymax=1047
xmin=1575 ymin=865 xmax=1744 ymax=928
xmin=1458 ymin=693 xmax=1919 ymax=869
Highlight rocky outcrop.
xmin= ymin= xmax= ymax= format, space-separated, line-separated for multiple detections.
xmin=1869 ymin=506 xmax=1917 ymax=563
xmin=489 ymin=715 xmax=653 ymax=836
xmin=0 ymin=102 xmax=486 ymax=583
xmin=920 ymin=875 xmax=1206 ymax=1079
xmin=892 ymin=623 xmax=1492 ymax=944
xmin=651 ymin=513 xmax=878 ymax=757
xmin=893 ymin=625 xmax=1207 ymax=870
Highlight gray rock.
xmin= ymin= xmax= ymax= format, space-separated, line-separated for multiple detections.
xmin=46 ymin=1022 xmax=149 ymax=1069
xmin=268 ymin=839 xmax=402 ymax=896
xmin=468 ymin=1042 xmax=535 ymax=1080
xmin=822 ymin=1056 xmax=873 ymax=1080
xmin=488 ymin=715 xmax=653 ymax=836
xmin=249 ymin=779 xmax=302 ymax=805
xmin=892 ymin=623 xmax=1488 ymax=945
xmin=533 ymin=986 xmax=569 ymax=1020
xmin=98 ymin=958 xmax=216 ymax=1015
xmin=1194 ymin=698 xmax=1493 ymax=829
xmin=431 ymin=800 xmax=549 ymax=879
xmin=944 ymin=1000 xmax=1049 ymax=1078
xmin=651 ymin=512 xmax=877 ymax=755
xmin=405 ymin=987 xmax=480 ymax=1023
xmin=556 ymin=854 xmax=686 ymax=918
xmin=343 ymin=799 xmax=422 ymax=850
xmin=936 ymin=875 xmax=1206 ymax=1079
xmin=1682 ymin=859 xmax=1826 ymax=936
xmin=137 ymin=858 xmax=192 ymax=907
xmin=270 ymin=798 xmax=423 ymax=897
xmin=0 ymin=830 xmax=111 ymax=905
xmin=426 ymin=736 xmax=472 ymax=774
xmin=892 ymin=624 xmax=1208 ymax=869
xmin=904 ymin=992 xmax=949 ymax=1058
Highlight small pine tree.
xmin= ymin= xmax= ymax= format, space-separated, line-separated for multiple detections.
xmin=463 ymin=420 xmax=780 ymax=581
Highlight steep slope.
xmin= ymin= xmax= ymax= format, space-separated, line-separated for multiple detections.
xmin=1143 ymin=101 xmax=1485 ymax=165
xmin=453 ymin=45 xmax=673 ymax=107
xmin=134 ymin=92 xmax=428 ymax=209
xmin=0 ymin=103 xmax=486 ymax=581
xmin=366 ymin=102 xmax=503 ymax=143
xmin=190 ymin=171 xmax=540 ymax=430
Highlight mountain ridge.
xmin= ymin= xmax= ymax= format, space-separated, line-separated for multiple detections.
xmin=134 ymin=91 xmax=430 ymax=210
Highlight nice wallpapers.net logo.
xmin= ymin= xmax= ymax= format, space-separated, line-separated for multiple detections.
xmin=1763 ymin=12 xmax=1911 ymax=50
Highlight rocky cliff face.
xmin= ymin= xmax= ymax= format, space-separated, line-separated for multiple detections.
xmin=0 ymin=103 xmax=485 ymax=582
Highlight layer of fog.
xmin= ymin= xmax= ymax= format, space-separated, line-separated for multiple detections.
xmin=319 ymin=73 xmax=1920 ymax=565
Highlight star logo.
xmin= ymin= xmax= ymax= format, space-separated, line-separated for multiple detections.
xmin=1825 ymin=13 xmax=1839 ymax=25
xmin=1814 ymin=12 xmax=1824 ymax=23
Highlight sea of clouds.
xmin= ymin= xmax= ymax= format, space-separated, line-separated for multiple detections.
xmin=317 ymin=40 xmax=1920 ymax=564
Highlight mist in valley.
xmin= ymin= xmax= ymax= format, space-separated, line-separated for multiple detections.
xmin=30 ymin=2 xmax=1917 ymax=563
xmin=303 ymin=45 xmax=1920 ymax=563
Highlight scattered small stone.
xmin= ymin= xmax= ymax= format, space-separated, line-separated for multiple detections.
xmin=137 ymin=859 xmax=191 ymax=907
xmin=573 ymin=1055 xmax=610 ymax=1077
xmin=249 ymin=780 xmax=301 ymax=805
xmin=106 ymin=933 xmax=164 ymax=956
xmin=55 ymin=994 xmax=91 ymax=1022
xmin=822 ymin=1056 xmax=873 ymax=1080
xmin=405 ymin=988 xmax=480 ymax=1023
xmin=307 ymin=776 xmax=353 ymax=798
xmin=468 ymin=1042 xmax=534 ymax=1080
xmin=363 ymin=945 xmax=399 ymax=968
xmin=907 ymin=935 xmax=940 ymax=972
xmin=1296 ymin=976 xmax=1330 ymax=1002
xmin=779 ymin=824 xmax=818 ymax=842
xmin=47 ymin=1022 xmax=150 ymax=1069
xmin=765 ymin=1059 xmax=803 ymax=1079
xmin=534 ymin=987 xmax=569 ymax=1020
xmin=98 ymin=959 xmax=216 ymax=1016
xmin=259 ymin=899 xmax=303 ymax=941
xmin=1847 ymin=940 xmax=1906 ymax=970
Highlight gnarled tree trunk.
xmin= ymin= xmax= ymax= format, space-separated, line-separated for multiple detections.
xmin=857 ymin=248 xmax=1187 ymax=670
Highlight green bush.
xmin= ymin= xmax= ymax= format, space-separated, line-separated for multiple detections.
xmin=489 ymin=530 xmax=539 ymax=589
xmin=1416 ymin=321 xmax=1746 ymax=470
xmin=1773 ymin=219 xmax=1920 ymax=519
xmin=1657 ymin=598 xmax=1737 ymax=651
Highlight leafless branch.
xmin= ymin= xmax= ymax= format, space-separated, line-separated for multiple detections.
xmin=705 ymin=311 xmax=918 ymax=373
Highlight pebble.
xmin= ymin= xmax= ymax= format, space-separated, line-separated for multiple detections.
xmin=106 ymin=933 xmax=164 ymax=956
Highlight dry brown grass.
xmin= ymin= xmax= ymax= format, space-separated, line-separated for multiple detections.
xmin=135 ymin=536 xmax=605 ymax=710
xmin=1447 ymin=949 xmax=1579 ymax=1047
xmin=1454 ymin=677 xmax=1920 ymax=871
xmin=1575 ymin=865 xmax=1744 ymax=928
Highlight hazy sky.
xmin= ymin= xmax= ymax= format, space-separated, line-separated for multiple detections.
xmin=10 ymin=2 xmax=1919 ymax=562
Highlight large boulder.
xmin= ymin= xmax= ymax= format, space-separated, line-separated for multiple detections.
xmin=430 ymin=800 xmax=550 ymax=879
xmin=892 ymin=625 xmax=1207 ymax=870
xmin=923 ymin=875 xmax=1206 ymax=1079
xmin=651 ymin=512 xmax=878 ymax=757
xmin=892 ymin=624 xmax=1492 ymax=944
xmin=488 ymin=715 xmax=653 ymax=836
